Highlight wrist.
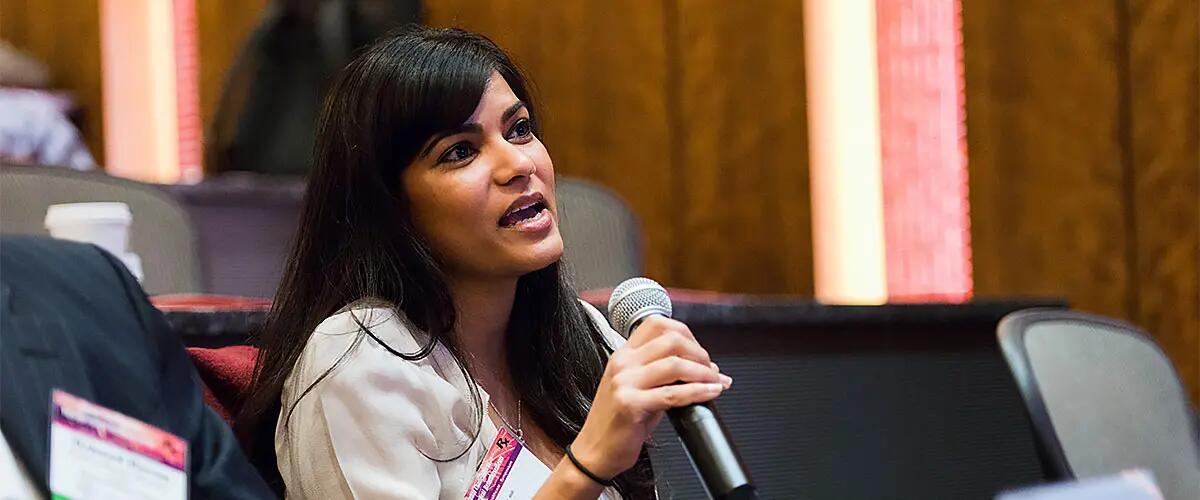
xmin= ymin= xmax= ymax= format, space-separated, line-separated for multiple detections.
xmin=538 ymin=457 xmax=605 ymax=500
xmin=569 ymin=432 xmax=624 ymax=480
xmin=566 ymin=443 xmax=617 ymax=488
xmin=553 ymin=454 xmax=608 ymax=497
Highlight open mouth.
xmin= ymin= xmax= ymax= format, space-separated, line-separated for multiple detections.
xmin=499 ymin=194 xmax=549 ymax=228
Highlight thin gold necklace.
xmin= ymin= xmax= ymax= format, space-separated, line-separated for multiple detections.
xmin=490 ymin=398 xmax=523 ymax=442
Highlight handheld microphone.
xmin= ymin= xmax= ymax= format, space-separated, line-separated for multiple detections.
xmin=608 ymin=278 xmax=758 ymax=500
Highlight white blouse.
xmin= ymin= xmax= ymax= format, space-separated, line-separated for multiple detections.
xmin=276 ymin=300 xmax=626 ymax=499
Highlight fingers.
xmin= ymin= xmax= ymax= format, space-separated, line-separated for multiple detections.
xmin=625 ymin=316 xmax=695 ymax=349
xmin=636 ymin=356 xmax=731 ymax=389
xmin=636 ymin=382 xmax=724 ymax=411
xmin=632 ymin=327 xmax=711 ymax=367
xmin=608 ymin=316 xmax=732 ymax=398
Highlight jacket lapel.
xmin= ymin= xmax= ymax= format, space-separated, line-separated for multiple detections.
xmin=0 ymin=284 xmax=94 ymax=493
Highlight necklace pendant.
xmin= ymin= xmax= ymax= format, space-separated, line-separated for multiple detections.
xmin=490 ymin=398 xmax=524 ymax=444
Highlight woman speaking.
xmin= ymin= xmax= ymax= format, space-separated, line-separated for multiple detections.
xmin=239 ymin=27 xmax=731 ymax=499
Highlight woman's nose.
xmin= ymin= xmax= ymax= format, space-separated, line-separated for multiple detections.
xmin=493 ymin=141 xmax=536 ymax=186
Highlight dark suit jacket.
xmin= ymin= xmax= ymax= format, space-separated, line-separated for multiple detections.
xmin=0 ymin=235 xmax=273 ymax=499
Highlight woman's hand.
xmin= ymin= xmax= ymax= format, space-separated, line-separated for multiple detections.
xmin=571 ymin=316 xmax=732 ymax=479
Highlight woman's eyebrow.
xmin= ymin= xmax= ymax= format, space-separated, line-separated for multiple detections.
xmin=417 ymin=101 xmax=526 ymax=159
xmin=419 ymin=123 xmax=484 ymax=158
xmin=501 ymin=101 xmax=526 ymax=123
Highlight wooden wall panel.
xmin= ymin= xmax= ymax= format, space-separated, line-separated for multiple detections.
xmin=962 ymin=1 xmax=1132 ymax=320
xmin=963 ymin=0 xmax=1200 ymax=402
xmin=0 ymin=0 xmax=104 ymax=164
xmin=1127 ymin=0 xmax=1200 ymax=401
xmin=671 ymin=0 xmax=813 ymax=294
xmin=426 ymin=1 xmax=679 ymax=285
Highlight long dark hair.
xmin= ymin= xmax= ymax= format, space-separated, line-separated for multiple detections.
xmin=236 ymin=26 xmax=654 ymax=497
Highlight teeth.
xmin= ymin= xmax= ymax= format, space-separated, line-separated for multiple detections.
xmin=498 ymin=198 xmax=546 ymax=227
xmin=508 ymin=200 xmax=539 ymax=216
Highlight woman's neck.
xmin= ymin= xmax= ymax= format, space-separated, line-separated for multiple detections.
xmin=448 ymin=275 xmax=518 ymax=384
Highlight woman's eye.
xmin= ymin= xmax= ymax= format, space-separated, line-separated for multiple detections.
xmin=439 ymin=142 xmax=477 ymax=164
xmin=507 ymin=118 xmax=534 ymax=141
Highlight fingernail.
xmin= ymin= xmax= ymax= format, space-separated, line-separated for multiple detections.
xmin=720 ymin=374 xmax=733 ymax=388
xmin=710 ymin=362 xmax=719 ymax=371
xmin=707 ymin=383 xmax=724 ymax=393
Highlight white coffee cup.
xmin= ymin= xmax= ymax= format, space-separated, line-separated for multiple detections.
xmin=119 ymin=252 xmax=144 ymax=282
xmin=44 ymin=202 xmax=133 ymax=259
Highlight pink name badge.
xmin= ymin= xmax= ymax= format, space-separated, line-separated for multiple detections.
xmin=48 ymin=390 xmax=188 ymax=500
xmin=465 ymin=427 xmax=551 ymax=500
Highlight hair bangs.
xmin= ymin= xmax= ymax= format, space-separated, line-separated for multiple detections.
xmin=381 ymin=36 xmax=500 ymax=167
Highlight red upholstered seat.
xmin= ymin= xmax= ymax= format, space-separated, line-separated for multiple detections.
xmin=187 ymin=345 xmax=258 ymax=425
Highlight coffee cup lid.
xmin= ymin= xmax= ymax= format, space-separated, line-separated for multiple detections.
xmin=45 ymin=202 xmax=133 ymax=227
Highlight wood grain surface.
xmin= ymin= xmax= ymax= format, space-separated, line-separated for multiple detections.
xmin=965 ymin=0 xmax=1199 ymax=401
xmin=1127 ymin=0 xmax=1200 ymax=401
xmin=670 ymin=0 xmax=813 ymax=294
xmin=963 ymin=0 xmax=1131 ymax=320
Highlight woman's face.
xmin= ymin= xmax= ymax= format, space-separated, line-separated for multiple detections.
xmin=402 ymin=72 xmax=564 ymax=281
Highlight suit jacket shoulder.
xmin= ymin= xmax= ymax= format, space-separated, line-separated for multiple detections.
xmin=0 ymin=235 xmax=273 ymax=499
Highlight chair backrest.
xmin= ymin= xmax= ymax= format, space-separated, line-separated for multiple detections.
xmin=0 ymin=166 xmax=201 ymax=294
xmin=556 ymin=178 xmax=642 ymax=290
xmin=162 ymin=174 xmax=643 ymax=298
xmin=161 ymin=174 xmax=306 ymax=298
xmin=997 ymin=310 xmax=1200 ymax=499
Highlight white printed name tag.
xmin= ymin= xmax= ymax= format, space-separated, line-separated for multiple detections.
xmin=996 ymin=469 xmax=1163 ymax=500
xmin=48 ymin=390 xmax=188 ymax=500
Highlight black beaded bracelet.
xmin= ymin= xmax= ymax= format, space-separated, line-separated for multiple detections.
xmin=565 ymin=444 xmax=616 ymax=488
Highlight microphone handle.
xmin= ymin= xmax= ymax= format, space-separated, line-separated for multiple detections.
xmin=626 ymin=316 xmax=756 ymax=499
xmin=666 ymin=402 xmax=757 ymax=499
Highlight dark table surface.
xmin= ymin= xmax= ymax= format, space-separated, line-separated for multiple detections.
xmin=159 ymin=290 xmax=1065 ymax=346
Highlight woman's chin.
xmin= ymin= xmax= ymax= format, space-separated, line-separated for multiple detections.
xmin=516 ymin=236 xmax=565 ymax=273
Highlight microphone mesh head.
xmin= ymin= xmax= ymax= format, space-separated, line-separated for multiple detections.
xmin=608 ymin=277 xmax=672 ymax=336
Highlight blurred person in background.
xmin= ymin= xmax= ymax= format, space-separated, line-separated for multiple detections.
xmin=0 ymin=40 xmax=97 ymax=170
xmin=206 ymin=0 xmax=419 ymax=176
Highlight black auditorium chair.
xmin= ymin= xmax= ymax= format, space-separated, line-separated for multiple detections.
xmin=997 ymin=310 xmax=1200 ymax=500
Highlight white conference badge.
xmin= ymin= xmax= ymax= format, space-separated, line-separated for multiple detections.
xmin=996 ymin=469 xmax=1163 ymax=500
xmin=48 ymin=390 xmax=187 ymax=500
